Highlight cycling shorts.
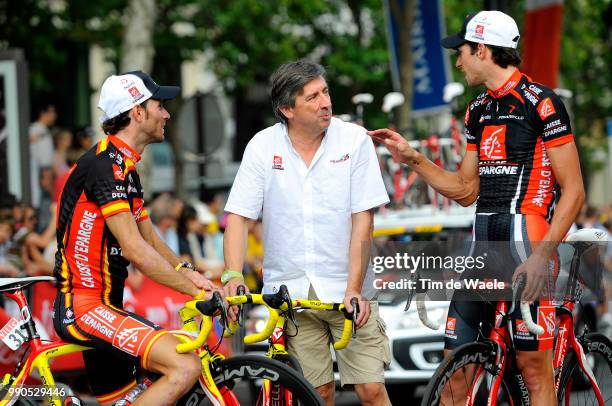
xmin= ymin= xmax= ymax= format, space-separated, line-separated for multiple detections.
xmin=444 ymin=213 xmax=558 ymax=352
xmin=54 ymin=292 xmax=167 ymax=403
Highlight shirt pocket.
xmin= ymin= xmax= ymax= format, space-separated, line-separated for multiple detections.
xmin=322 ymin=162 xmax=350 ymax=212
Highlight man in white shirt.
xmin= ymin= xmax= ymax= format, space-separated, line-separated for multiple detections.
xmin=29 ymin=103 xmax=57 ymax=207
xmin=223 ymin=60 xmax=391 ymax=406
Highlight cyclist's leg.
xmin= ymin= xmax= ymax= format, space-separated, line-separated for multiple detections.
xmin=327 ymin=302 xmax=390 ymax=406
xmin=286 ymin=286 xmax=336 ymax=405
xmin=441 ymin=299 xmax=495 ymax=404
xmin=511 ymin=215 xmax=557 ymax=404
xmin=131 ymin=333 xmax=201 ymax=406
xmin=512 ymin=299 xmax=557 ymax=405
xmin=55 ymin=294 xmax=198 ymax=405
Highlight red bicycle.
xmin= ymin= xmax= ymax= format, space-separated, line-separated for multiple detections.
xmin=420 ymin=228 xmax=611 ymax=405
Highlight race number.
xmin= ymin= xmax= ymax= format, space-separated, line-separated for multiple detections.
xmin=0 ymin=318 xmax=27 ymax=350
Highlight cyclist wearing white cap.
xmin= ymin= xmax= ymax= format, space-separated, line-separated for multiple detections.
xmin=370 ymin=11 xmax=584 ymax=404
xmin=53 ymin=71 xmax=214 ymax=405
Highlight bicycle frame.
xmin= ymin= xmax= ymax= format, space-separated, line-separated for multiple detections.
xmin=0 ymin=289 xmax=90 ymax=406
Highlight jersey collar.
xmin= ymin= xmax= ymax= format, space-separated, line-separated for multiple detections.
xmin=487 ymin=69 xmax=523 ymax=99
xmin=108 ymin=135 xmax=142 ymax=163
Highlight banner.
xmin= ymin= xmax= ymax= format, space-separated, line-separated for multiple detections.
xmin=384 ymin=0 xmax=451 ymax=115
xmin=522 ymin=0 xmax=564 ymax=88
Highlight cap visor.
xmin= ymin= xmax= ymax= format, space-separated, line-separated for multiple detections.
xmin=440 ymin=35 xmax=466 ymax=49
xmin=152 ymin=85 xmax=180 ymax=100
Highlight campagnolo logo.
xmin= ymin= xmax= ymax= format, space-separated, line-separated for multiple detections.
xmin=214 ymin=366 xmax=280 ymax=385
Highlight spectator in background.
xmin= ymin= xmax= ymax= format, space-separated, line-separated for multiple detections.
xmin=580 ymin=205 xmax=607 ymax=231
xmin=177 ymin=204 xmax=224 ymax=282
xmin=36 ymin=167 xmax=54 ymax=233
xmin=0 ymin=218 xmax=19 ymax=277
xmin=71 ymin=126 xmax=94 ymax=158
xmin=29 ymin=102 xmax=57 ymax=207
xmin=52 ymin=128 xmax=72 ymax=176
xmin=148 ymin=193 xmax=180 ymax=254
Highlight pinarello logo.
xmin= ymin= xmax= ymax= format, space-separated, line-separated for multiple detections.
xmin=112 ymin=164 xmax=125 ymax=181
xmin=537 ymin=98 xmax=556 ymax=120
xmin=480 ymin=125 xmax=507 ymax=160
xmin=475 ymin=24 xmax=485 ymax=38
xmin=446 ymin=317 xmax=456 ymax=332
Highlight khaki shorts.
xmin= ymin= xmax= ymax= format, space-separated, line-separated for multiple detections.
xmin=286 ymin=287 xmax=390 ymax=388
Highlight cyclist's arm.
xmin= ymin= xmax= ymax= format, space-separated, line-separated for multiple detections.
xmin=407 ymin=149 xmax=479 ymax=206
xmin=346 ymin=209 xmax=374 ymax=327
xmin=535 ymin=141 xmax=585 ymax=257
xmin=106 ymin=212 xmax=200 ymax=297
xmin=369 ymin=129 xmax=479 ymax=206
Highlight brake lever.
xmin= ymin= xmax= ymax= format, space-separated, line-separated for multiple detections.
xmin=350 ymin=297 xmax=359 ymax=338
xmin=214 ymin=292 xmax=229 ymax=330
xmin=237 ymin=285 xmax=246 ymax=326
xmin=509 ymin=273 xmax=526 ymax=314
xmin=279 ymin=285 xmax=298 ymax=327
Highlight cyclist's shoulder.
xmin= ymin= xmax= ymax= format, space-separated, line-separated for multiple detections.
xmin=466 ymin=91 xmax=491 ymax=112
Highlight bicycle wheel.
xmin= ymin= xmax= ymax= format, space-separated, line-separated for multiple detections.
xmin=267 ymin=353 xmax=305 ymax=405
xmin=178 ymin=355 xmax=323 ymax=406
xmin=421 ymin=342 xmax=526 ymax=406
xmin=557 ymin=333 xmax=612 ymax=406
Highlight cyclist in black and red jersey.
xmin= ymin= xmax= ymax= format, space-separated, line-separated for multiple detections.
xmin=369 ymin=11 xmax=584 ymax=404
xmin=53 ymin=71 xmax=215 ymax=405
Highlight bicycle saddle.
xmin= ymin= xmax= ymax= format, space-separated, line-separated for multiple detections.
xmin=0 ymin=276 xmax=56 ymax=292
xmin=565 ymin=228 xmax=608 ymax=244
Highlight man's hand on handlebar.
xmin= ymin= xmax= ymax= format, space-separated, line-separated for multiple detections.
xmin=182 ymin=270 xmax=217 ymax=296
xmin=223 ymin=278 xmax=249 ymax=321
xmin=512 ymin=252 xmax=549 ymax=303
xmin=343 ymin=291 xmax=370 ymax=329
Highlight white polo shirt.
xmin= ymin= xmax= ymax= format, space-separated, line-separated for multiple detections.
xmin=225 ymin=117 xmax=389 ymax=302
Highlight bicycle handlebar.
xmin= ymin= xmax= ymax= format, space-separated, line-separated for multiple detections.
xmin=415 ymin=274 xmax=544 ymax=335
xmin=226 ymin=286 xmax=357 ymax=350
xmin=176 ymin=291 xmax=227 ymax=353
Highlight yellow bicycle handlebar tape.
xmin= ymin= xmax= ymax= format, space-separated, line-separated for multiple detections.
xmin=333 ymin=318 xmax=353 ymax=350
xmin=244 ymin=311 xmax=279 ymax=344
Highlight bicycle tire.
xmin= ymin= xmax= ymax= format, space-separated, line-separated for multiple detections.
xmin=421 ymin=342 xmax=527 ymax=406
xmin=557 ymin=332 xmax=612 ymax=406
xmin=177 ymin=355 xmax=323 ymax=406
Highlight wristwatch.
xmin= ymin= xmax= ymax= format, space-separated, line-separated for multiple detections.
xmin=221 ymin=269 xmax=244 ymax=285
xmin=175 ymin=261 xmax=196 ymax=272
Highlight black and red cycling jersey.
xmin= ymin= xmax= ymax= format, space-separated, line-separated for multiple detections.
xmin=464 ymin=69 xmax=574 ymax=221
xmin=54 ymin=135 xmax=150 ymax=301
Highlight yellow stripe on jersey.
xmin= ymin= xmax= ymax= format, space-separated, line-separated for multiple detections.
xmin=102 ymin=241 xmax=112 ymax=305
xmin=96 ymin=138 xmax=109 ymax=155
xmin=100 ymin=201 xmax=130 ymax=217
xmin=67 ymin=324 xmax=88 ymax=342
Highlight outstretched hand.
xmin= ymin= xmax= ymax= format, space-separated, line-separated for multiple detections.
xmin=367 ymin=128 xmax=417 ymax=164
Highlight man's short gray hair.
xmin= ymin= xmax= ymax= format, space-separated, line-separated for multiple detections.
xmin=270 ymin=60 xmax=327 ymax=124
